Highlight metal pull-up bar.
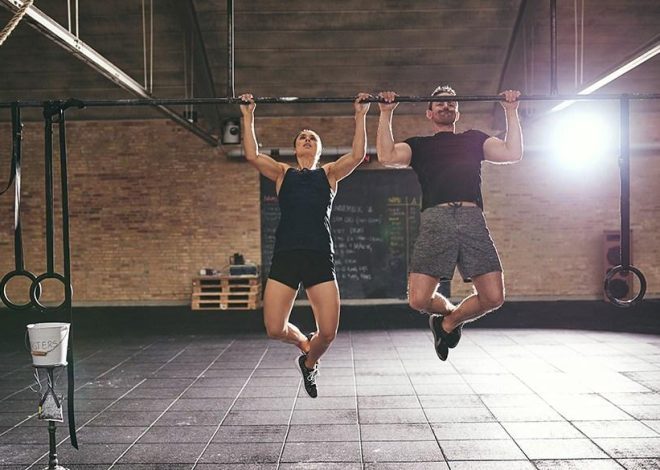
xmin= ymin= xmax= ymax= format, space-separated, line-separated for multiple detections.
xmin=0 ymin=93 xmax=659 ymax=108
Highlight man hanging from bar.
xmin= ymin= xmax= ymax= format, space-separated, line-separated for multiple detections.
xmin=376 ymin=86 xmax=523 ymax=361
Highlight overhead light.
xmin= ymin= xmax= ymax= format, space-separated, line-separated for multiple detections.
xmin=548 ymin=111 xmax=615 ymax=170
xmin=551 ymin=41 xmax=660 ymax=112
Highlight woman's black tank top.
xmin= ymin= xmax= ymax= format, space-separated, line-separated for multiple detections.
xmin=274 ymin=167 xmax=335 ymax=254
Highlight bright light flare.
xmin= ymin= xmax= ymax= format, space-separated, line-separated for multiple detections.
xmin=549 ymin=112 xmax=616 ymax=170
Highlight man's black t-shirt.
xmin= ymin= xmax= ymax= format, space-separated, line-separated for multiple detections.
xmin=404 ymin=130 xmax=490 ymax=211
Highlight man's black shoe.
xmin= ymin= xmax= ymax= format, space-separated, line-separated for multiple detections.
xmin=444 ymin=324 xmax=463 ymax=349
xmin=429 ymin=315 xmax=449 ymax=361
xmin=296 ymin=354 xmax=319 ymax=398
xmin=429 ymin=314 xmax=462 ymax=347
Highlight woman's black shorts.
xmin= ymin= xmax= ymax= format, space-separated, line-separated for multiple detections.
xmin=268 ymin=250 xmax=336 ymax=290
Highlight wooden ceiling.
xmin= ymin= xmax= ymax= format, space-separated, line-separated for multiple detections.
xmin=0 ymin=1 xmax=658 ymax=137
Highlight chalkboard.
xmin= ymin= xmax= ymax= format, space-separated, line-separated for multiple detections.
xmin=260 ymin=169 xmax=424 ymax=299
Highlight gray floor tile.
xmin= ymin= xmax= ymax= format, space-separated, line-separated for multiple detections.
xmin=281 ymin=441 xmax=361 ymax=463
xmin=364 ymin=463 xmax=449 ymax=469
xmin=359 ymin=407 xmax=428 ymax=424
xmin=449 ymin=462 xmax=536 ymax=470
xmin=138 ymin=425 xmax=217 ymax=443
xmin=425 ymin=406 xmax=495 ymax=423
xmin=534 ymin=459 xmax=625 ymax=469
xmin=439 ymin=439 xmax=527 ymax=460
xmin=594 ymin=437 xmax=660 ymax=458
xmin=287 ymin=424 xmax=360 ymax=442
xmin=516 ymin=438 xmax=611 ymax=459
xmin=362 ymin=440 xmax=445 ymax=462
xmin=357 ymin=395 xmax=421 ymax=409
xmin=295 ymin=395 xmax=356 ymax=410
xmin=573 ymin=420 xmax=660 ymax=438
xmin=199 ymin=442 xmax=282 ymax=464
xmin=616 ymin=458 xmax=660 ymax=469
xmin=290 ymin=409 xmax=357 ymax=425
xmin=431 ymin=422 xmax=510 ymax=440
xmin=280 ymin=464 xmax=361 ymax=470
xmin=502 ymin=421 xmax=584 ymax=439
xmin=223 ymin=409 xmax=291 ymax=426
xmin=361 ymin=423 xmax=435 ymax=441
xmin=117 ymin=442 xmax=208 ymax=463
xmin=211 ymin=425 xmax=288 ymax=443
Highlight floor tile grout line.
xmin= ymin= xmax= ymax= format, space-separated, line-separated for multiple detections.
xmin=387 ymin=328 xmax=452 ymax=468
xmin=105 ymin=339 xmax=236 ymax=469
xmin=275 ymin=362 xmax=303 ymax=470
xmin=190 ymin=343 xmax=269 ymax=469
xmin=23 ymin=378 xmax=148 ymax=470
xmin=349 ymin=330 xmax=365 ymax=469
xmin=0 ymin=341 xmax=158 ymax=439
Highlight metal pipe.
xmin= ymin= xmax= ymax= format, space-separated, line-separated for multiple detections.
xmin=227 ymin=0 xmax=234 ymax=98
xmin=42 ymin=104 xmax=55 ymax=274
xmin=2 ymin=93 xmax=659 ymax=109
xmin=497 ymin=0 xmax=528 ymax=93
xmin=550 ymin=0 xmax=558 ymax=95
xmin=619 ymin=97 xmax=631 ymax=269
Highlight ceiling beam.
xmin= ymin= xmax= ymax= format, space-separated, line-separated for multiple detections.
xmin=172 ymin=0 xmax=223 ymax=132
xmin=0 ymin=0 xmax=219 ymax=146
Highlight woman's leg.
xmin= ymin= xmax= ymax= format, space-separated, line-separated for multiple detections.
xmin=304 ymin=279 xmax=340 ymax=369
xmin=263 ymin=278 xmax=310 ymax=352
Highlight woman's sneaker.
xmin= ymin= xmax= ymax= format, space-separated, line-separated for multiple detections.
xmin=296 ymin=354 xmax=319 ymax=398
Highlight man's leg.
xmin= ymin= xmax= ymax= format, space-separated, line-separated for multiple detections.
xmin=441 ymin=271 xmax=505 ymax=333
xmin=408 ymin=272 xmax=456 ymax=315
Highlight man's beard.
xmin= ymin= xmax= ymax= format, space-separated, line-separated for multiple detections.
xmin=434 ymin=110 xmax=456 ymax=125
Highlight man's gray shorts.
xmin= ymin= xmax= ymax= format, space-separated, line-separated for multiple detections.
xmin=410 ymin=205 xmax=502 ymax=281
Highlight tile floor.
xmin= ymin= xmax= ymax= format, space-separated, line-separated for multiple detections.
xmin=1 ymin=327 xmax=659 ymax=469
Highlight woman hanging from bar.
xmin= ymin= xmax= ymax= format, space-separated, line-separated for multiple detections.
xmin=239 ymin=92 xmax=370 ymax=398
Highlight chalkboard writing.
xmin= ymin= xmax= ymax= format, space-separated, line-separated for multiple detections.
xmin=260 ymin=169 xmax=423 ymax=299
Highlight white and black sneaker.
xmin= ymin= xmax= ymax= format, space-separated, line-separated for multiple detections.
xmin=296 ymin=354 xmax=319 ymax=398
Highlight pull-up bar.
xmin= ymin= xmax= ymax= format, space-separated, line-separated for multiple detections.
xmin=0 ymin=93 xmax=659 ymax=108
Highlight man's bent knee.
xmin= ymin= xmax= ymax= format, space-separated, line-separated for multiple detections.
xmin=408 ymin=292 xmax=432 ymax=312
xmin=480 ymin=292 xmax=505 ymax=312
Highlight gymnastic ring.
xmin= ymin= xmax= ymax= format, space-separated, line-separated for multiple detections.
xmin=0 ymin=270 xmax=42 ymax=310
xmin=604 ymin=265 xmax=647 ymax=308
xmin=29 ymin=272 xmax=71 ymax=312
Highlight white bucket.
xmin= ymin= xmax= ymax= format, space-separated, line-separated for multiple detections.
xmin=26 ymin=322 xmax=70 ymax=367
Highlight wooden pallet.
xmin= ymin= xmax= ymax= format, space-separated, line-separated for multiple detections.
xmin=192 ymin=274 xmax=261 ymax=310
xmin=192 ymin=299 xmax=261 ymax=310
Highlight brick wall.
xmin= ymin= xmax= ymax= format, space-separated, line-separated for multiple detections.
xmin=0 ymin=109 xmax=658 ymax=305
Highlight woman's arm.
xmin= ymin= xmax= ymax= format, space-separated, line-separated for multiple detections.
xmin=325 ymin=93 xmax=372 ymax=188
xmin=240 ymin=93 xmax=287 ymax=181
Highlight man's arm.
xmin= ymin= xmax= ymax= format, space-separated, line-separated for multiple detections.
xmin=325 ymin=93 xmax=371 ymax=186
xmin=239 ymin=93 xmax=287 ymax=181
xmin=376 ymin=91 xmax=412 ymax=168
xmin=483 ymin=90 xmax=523 ymax=164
